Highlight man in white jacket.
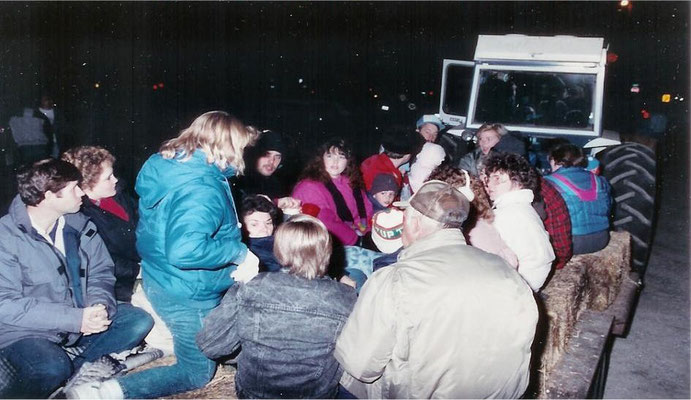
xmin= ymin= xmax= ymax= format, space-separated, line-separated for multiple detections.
xmin=335 ymin=180 xmax=539 ymax=399
xmin=484 ymin=152 xmax=555 ymax=291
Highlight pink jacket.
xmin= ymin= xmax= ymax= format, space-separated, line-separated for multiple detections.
xmin=292 ymin=176 xmax=373 ymax=245
xmin=466 ymin=218 xmax=519 ymax=269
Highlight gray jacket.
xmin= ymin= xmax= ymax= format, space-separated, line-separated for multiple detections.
xmin=0 ymin=195 xmax=116 ymax=349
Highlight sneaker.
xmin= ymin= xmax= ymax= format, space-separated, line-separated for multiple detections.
xmin=64 ymin=380 xmax=102 ymax=399
xmin=65 ymin=379 xmax=124 ymax=399
xmin=63 ymin=355 xmax=126 ymax=392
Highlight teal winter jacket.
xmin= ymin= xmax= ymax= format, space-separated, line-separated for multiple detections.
xmin=135 ymin=150 xmax=247 ymax=308
xmin=544 ymin=167 xmax=612 ymax=236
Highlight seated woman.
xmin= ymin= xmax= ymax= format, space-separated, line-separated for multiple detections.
xmin=428 ymin=164 xmax=518 ymax=268
xmin=456 ymin=123 xmax=507 ymax=176
xmin=240 ymin=195 xmax=283 ymax=272
xmin=484 ymin=152 xmax=555 ymax=291
xmin=240 ymin=195 xmax=377 ymax=292
xmin=545 ymin=143 xmax=612 ymax=254
xmin=197 ymin=215 xmax=357 ymax=399
xmin=292 ymin=137 xmax=373 ymax=247
xmin=62 ymin=146 xmax=140 ymax=303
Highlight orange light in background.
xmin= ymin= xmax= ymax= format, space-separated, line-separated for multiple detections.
xmin=620 ymin=0 xmax=629 ymax=6
xmin=661 ymin=94 xmax=671 ymax=103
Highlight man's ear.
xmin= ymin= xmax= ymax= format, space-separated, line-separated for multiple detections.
xmin=43 ymin=190 xmax=57 ymax=201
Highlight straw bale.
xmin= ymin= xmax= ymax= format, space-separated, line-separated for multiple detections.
xmin=536 ymin=231 xmax=631 ymax=397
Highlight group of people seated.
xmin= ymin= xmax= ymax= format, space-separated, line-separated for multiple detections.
xmin=0 ymin=110 xmax=614 ymax=399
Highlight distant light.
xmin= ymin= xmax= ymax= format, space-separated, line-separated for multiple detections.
xmin=153 ymin=84 xmax=158 ymax=90
xmin=428 ymin=91 xmax=434 ymax=96
xmin=381 ymin=105 xmax=390 ymax=111
xmin=679 ymin=97 xmax=685 ymax=102
xmin=661 ymin=93 xmax=671 ymax=103
xmin=298 ymin=78 xmax=303 ymax=84
xmin=158 ymin=82 xmax=164 ymax=88
xmin=420 ymin=91 xmax=426 ymax=95
xmin=607 ymin=53 xmax=619 ymax=64
xmin=373 ymin=94 xmax=378 ymax=98
xmin=630 ymin=84 xmax=640 ymax=93
xmin=94 ymin=82 xmax=100 ymax=88
xmin=641 ymin=109 xmax=650 ymax=119
xmin=620 ymin=0 xmax=629 ymax=6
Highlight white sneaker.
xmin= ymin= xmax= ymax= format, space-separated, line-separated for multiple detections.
xmin=65 ymin=379 xmax=124 ymax=399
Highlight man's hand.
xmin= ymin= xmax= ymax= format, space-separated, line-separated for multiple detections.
xmin=276 ymin=197 xmax=302 ymax=211
xmin=80 ymin=304 xmax=111 ymax=335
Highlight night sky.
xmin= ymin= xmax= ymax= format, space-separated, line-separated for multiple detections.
xmin=0 ymin=1 xmax=688 ymax=186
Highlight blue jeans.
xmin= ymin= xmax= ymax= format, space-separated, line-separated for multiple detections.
xmin=117 ymin=281 xmax=217 ymax=398
xmin=0 ymin=303 xmax=153 ymax=399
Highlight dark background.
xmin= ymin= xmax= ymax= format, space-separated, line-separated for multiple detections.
xmin=0 ymin=1 xmax=688 ymax=195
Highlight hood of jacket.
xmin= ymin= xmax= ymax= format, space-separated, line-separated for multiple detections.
xmin=136 ymin=150 xmax=236 ymax=210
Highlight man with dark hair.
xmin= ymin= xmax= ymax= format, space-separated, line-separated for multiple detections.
xmin=234 ymin=129 xmax=301 ymax=211
xmin=335 ymin=180 xmax=538 ymax=398
xmin=0 ymin=159 xmax=153 ymax=398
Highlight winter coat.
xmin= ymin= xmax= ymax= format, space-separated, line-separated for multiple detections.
xmin=197 ymin=271 xmax=357 ymax=399
xmin=248 ymin=236 xmax=282 ymax=272
xmin=292 ymin=176 xmax=373 ymax=246
xmin=360 ymin=153 xmax=403 ymax=192
xmin=455 ymin=147 xmax=487 ymax=177
xmin=135 ymin=150 xmax=247 ymax=309
xmin=0 ymin=195 xmax=116 ymax=349
xmin=544 ymin=167 xmax=612 ymax=236
xmin=80 ymin=183 xmax=139 ymax=302
xmin=466 ymin=218 xmax=519 ymax=268
xmin=335 ymin=229 xmax=538 ymax=399
xmin=492 ymin=189 xmax=555 ymax=291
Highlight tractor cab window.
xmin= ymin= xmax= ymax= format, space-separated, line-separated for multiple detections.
xmin=473 ymin=70 xmax=597 ymax=130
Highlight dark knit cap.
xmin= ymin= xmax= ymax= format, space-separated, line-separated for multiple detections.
xmin=370 ymin=173 xmax=400 ymax=195
xmin=381 ymin=127 xmax=417 ymax=155
xmin=257 ymin=130 xmax=286 ymax=155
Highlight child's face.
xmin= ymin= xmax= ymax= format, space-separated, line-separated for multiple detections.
xmin=243 ymin=211 xmax=274 ymax=238
xmin=373 ymin=190 xmax=396 ymax=208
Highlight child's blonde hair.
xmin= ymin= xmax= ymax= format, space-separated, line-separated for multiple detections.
xmin=274 ymin=214 xmax=332 ymax=279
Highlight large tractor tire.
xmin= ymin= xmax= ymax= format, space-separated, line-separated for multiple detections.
xmin=598 ymin=143 xmax=657 ymax=275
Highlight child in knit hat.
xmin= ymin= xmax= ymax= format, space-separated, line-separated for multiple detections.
xmin=368 ymin=173 xmax=401 ymax=212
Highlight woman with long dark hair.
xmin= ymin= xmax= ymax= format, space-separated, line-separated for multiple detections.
xmin=292 ymin=137 xmax=373 ymax=247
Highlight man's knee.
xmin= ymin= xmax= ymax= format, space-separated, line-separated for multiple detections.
xmin=116 ymin=304 xmax=154 ymax=338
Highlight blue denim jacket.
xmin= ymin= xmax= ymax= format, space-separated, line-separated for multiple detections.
xmin=197 ymin=271 xmax=357 ymax=399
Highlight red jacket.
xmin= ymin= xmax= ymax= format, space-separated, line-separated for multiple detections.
xmin=360 ymin=153 xmax=403 ymax=191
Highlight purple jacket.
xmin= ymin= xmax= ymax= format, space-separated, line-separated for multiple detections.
xmin=292 ymin=176 xmax=373 ymax=245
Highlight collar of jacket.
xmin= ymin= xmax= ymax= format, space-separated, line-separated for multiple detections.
xmin=9 ymin=195 xmax=90 ymax=236
xmin=185 ymin=150 xmax=237 ymax=178
xmin=399 ymin=228 xmax=466 ymax=261
xmin=493 ymin=188 xmax=534 ymax=209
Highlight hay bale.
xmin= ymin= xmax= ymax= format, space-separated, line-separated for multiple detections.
xmin=536 ymin=231 xmax=631 ymax=397
xmin=128 ymin=356 xmax=238 ymax=399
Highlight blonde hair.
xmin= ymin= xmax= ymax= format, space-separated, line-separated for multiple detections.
xmin=159 ymin=111 xmax=258 ymax=174
xmin=273 ymin=214 xmax=332 ymax=279
xmin=61 ymin=146 xmax=115 ymax=190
